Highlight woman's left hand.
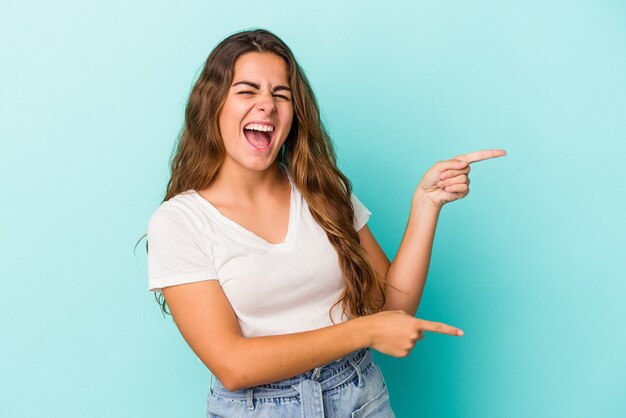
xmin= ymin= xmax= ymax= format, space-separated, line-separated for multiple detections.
xmin=415 ymin=149 xmax=507 ymax=209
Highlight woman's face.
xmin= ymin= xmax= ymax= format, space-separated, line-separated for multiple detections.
xmin=218 ymin=52 xmax=294 ymax=173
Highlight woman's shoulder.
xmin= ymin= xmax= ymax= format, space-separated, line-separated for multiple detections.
xmin=147 ymin=190 xmax=205 ymax=233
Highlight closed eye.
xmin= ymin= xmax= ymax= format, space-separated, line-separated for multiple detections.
xmin=236 ymin=90 xmax=291 ymax=101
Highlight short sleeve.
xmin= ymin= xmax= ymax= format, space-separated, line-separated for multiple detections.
xmin=350 ymin=193 xmax=372 ymax=231
xmin=147 ymin=206 xmax=218 ymax=293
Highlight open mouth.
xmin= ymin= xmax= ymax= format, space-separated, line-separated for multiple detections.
xmin=243 ymin=122 xmax=274 ymax=150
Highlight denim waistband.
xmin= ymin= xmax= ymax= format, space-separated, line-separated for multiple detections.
xmin=212 ymin=347 xmax=372 ymax=413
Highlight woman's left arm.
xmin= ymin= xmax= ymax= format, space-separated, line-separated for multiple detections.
xmin=359 ymin=149 xmax=506 ymax=317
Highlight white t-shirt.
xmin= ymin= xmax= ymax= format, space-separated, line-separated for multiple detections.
xmin=147 ymin=169 xmax=371 ymax=338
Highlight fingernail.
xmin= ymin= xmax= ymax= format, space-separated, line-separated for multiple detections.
xmin=457 ymin=330 xmax=464 ymax=336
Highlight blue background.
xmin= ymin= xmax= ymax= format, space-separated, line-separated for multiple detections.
xmin=1 ymin=1 xmax=624 ymax=417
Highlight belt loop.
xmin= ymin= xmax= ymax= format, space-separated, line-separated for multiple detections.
xmin=348 ymin=358 xmax=363 ymax=387
xmin=245 ymin=387 xmax=255 ymax=411
xmin=312 ymin=366 xmax=322 ymax=380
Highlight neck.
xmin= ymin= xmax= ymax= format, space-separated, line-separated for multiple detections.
xmin=209 ymin=160 xmax=288 ymax=204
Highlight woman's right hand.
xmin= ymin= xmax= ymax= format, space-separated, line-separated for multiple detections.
xmin=359 ymin=310 xmax=464 ymax=357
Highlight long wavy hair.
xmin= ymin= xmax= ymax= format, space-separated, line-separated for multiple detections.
xmin=141 ymin=28 xmax=396 ymax=322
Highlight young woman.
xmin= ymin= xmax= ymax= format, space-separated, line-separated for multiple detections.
xmin=146 ymin=28 xmax=505 ymax=417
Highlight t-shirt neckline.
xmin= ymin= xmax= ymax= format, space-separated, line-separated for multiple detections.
xmin=190 ymin=165 xmax=299 ymax=251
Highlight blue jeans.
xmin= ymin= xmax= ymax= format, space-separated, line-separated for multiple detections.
xmin=206 ymin=347 xmax=395 ymax=417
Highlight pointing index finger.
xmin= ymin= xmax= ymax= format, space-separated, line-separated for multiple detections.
xmin=418 ymin=319 xmax=464 ymax=336
xmin=453 ymin=149 xmax=507 ymax=164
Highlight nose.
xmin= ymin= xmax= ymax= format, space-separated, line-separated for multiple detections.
xmin=255 ymin=91 xmax=276 ymax=113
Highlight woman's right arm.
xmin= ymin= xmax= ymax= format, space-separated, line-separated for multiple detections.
xmin=162 ymin=280 xmax=462 ymax=392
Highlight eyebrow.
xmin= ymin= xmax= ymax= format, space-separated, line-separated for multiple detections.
xmin=232 ymin=80 xmax=291 ymax=92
